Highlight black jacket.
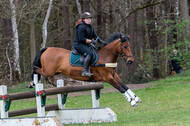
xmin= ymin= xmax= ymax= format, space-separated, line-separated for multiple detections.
xmin=74 ymin=21 xmax=98 ymax=44
xmin=171 ymin=53 xmax=183 ymax=70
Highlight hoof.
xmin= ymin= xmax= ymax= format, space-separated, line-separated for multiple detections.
xmin=26 ymin=84 xmax=33 ymax=88
xmin=26 ymin=82 xmax=35 ymax=88
xmin=135 ymin=97 xmax=142 ymax=103
xmin=131 ymin=100 xmax=138 ymax=107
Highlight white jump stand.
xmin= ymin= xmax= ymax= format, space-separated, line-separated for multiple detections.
xmin=47 ymin=81 xmax=117 ymax=124
xmin=47 ymin=107 xmax=117 ymax=124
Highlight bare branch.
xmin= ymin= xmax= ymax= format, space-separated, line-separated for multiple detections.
xmin=126 ymin=0 xmax=167 ymax=18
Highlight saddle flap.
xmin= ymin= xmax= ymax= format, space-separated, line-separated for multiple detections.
xmin=70 ymin=49 xmax=99 ymax=67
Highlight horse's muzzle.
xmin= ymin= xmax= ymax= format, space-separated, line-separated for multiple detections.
xmin=127 ymin=60 xmax=133 ymax=64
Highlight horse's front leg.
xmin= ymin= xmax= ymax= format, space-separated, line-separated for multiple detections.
xmin=113 ymin=73 xmax=142 ymax=104
xmin=104 ymin=74 xmax=138 ymax=107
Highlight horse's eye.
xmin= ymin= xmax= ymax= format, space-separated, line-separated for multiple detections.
xmin=124 ymin=46 xmax=127 ymax=48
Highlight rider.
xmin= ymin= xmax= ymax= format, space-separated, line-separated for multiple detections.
xmin=73 ymin=12 xmax=106 ymax=77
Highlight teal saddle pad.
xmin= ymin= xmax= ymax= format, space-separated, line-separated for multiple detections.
xmin=70 ymin=49 xmax=99 ymax=66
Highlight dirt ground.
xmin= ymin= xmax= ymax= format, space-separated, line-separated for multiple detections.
xmin=66 ymin=83 xmax=151 ymax=98
xmin=13 ymin=83 xmax=151 ymax=102
xmin=41 ymin=74 xmax=152 ymax=98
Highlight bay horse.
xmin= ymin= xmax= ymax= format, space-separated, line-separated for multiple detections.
xmin=31 ymin=32 xmax=142 ymax=107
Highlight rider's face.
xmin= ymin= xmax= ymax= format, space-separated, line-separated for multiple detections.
xmin=84 ymin=18 xmax=92 ymax=24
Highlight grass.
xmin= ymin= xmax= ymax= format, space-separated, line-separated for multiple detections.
xmin=7 ymin=82 xmax=35 ymax=93
xmin=7 ymin=72 xmax=190 ymax=125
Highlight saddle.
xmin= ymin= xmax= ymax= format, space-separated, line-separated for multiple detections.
xmin=70 ymin=47 xmax=99 ymax=66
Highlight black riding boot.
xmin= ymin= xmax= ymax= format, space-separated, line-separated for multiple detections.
xmin=82 ymin=55 xmax=93 ymax=76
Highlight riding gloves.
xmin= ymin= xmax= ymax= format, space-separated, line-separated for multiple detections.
xmin=97 ymin=37 xmax=107 ymax=45
xmin=91 ymin=40 xmax=97 ymax=45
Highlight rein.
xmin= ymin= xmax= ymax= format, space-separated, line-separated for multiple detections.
xmin=101 ymin=39 xmax=133 ymax=61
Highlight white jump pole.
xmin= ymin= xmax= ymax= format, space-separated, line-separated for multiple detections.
xmin=35 ymin=83 xmax=45 ymax=117
xmin=34 ymin=74 xmax=45 ymax=117
xmin=91 ymin=82 xmax=99 ymax=108
xmin=0 ymin=85 xmax=8 ymax=118
xmin=57 ymin=79 xmax=65 ymax=109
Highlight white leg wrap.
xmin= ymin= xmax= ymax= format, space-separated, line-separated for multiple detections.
xmin=135 ymin=97 xmax=142 ymax=103
xmin=127 ymin=89 xmax=136 ymax=99
xmin=123 ymin=92 xmax=132 ymax=102
xmin=127 ymin=89 xmax=142 ymax=103
xmin=123 ymin=92 xmax=138 ymax=107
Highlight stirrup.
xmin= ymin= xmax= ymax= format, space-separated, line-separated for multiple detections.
xmin=82 ymin=71 xmax=93 ymax=77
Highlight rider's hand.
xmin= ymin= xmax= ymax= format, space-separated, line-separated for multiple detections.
xmin=97 ymin=37 xmax=107 ymax=45
xmin=91 ymin=40 xmax=97 ymax=45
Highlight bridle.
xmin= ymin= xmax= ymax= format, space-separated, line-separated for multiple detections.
xmin=119 ymin=37 xmax=133 ymax=61
xmin=102 ymin=37 xmax=133 ymax=61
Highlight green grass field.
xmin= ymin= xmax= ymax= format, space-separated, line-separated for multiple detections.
xmin=7 ymin=72 xmax=190 ymax=126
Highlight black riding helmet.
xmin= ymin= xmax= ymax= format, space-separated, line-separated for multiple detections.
xmin=81 ymin=12 xmax=92 ymax=19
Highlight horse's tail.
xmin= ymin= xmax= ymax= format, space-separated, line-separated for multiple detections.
xmin=32 ymin=48 xmax=47 ymax=80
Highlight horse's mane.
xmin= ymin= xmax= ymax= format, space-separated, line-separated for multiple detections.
xmin=108 ymin=32 xmax=126 ymax=43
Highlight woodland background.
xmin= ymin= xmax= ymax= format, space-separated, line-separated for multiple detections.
xmin=0 ymin=0 xmax=190 ymax=85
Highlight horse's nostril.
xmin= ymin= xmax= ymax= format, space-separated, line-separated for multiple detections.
xmin=127 ymin=60 xmax=133 ymax=64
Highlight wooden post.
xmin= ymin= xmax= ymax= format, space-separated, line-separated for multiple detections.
xmin=0 ymin=85 xmax=8 ymax=118
xmin=91 ymin=82 xmax=99 ymax=108
xmin=57 ymin=79 xmax=65 ymax=109
xmin=35 ymin=83 xmax=45 ymax=117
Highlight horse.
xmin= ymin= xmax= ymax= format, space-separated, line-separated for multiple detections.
xmin=31 ymin=32 xmax=142 ymax=107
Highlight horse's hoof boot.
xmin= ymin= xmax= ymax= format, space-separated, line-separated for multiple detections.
xmin=135 ymin=97 xmax=142 ymax=103
xmin=131 ymin=100 xmax=138 ymax=107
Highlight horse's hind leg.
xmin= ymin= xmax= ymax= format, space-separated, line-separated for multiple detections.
xmin=26 ymin=68 xmax=41 ymax=88
xmin=113 ymin=73 xmax=142 ymax=103
xmin=27 ymin=67 xmax=44 ymax=88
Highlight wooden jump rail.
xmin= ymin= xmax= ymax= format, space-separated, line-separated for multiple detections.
xmin=6 ymin=83 xmax=103 ymax=117
xmin=9 ymin=104 xmax=58 ymax=117
xmin=0 ymin=74 xmax=117 ymax=125
xmin=6 ymin=83 xmax=103 ymax=101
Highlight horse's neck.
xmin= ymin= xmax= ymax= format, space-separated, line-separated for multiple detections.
xmin=99 ymin=40 xmax=120 ymax=63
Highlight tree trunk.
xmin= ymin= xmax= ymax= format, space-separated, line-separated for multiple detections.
xmin=9 ymin=0 xmax=21 ymax=79
xmin=146 ymin=2 xmax=159 ymax=78
xmin=29 ymin=19 xmax=36 ymax=68
xmin=163 ymin=0 xmax=171 ymax=75
xmin=128 ymin=0 xmax=137 ymax=77
xmin=3 ymin=18 xmax=13 ymax=81
xmin=137 ymin=4 xmax=146 ymax=77
xmin=180 ymin=0 xmax=190 ymax=39
xmin=76 ymin=0 xmax=82 ymax=15
xmin=83 ymin=0 xmax=90 ymax=12
xmin=62 ymin=0 xmax=71 ymax=50
xmin=96 ymin=0 xmax=104 ymax=39
xmin=42 ymin=0 xmax=53 ymax=49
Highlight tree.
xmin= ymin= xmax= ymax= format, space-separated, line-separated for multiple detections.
xmin=96 ymin=0 xmax=104 ymax=38
xmin=128 ymin=0 xmax=137 ymax=77
xmin=82 ymin=0 xmax=90 ymax=12
xmin=146 ymin=1 xmax=159 ymax=78
xmin=9 ymin=0 xmax=21 ymax=79
xmin=76 ymin=0 xmax=82 ymax=15
xmin=180 ymin=0 xmax=190 ymax=40
xmin=42 ymin=0 xmax=53 ymax=48
xmin=62 ymin=0 xmax=71 ymax=50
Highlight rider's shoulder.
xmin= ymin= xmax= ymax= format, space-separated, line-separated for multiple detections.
xmin=77 ymin=22 xmax=87 ymax=29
